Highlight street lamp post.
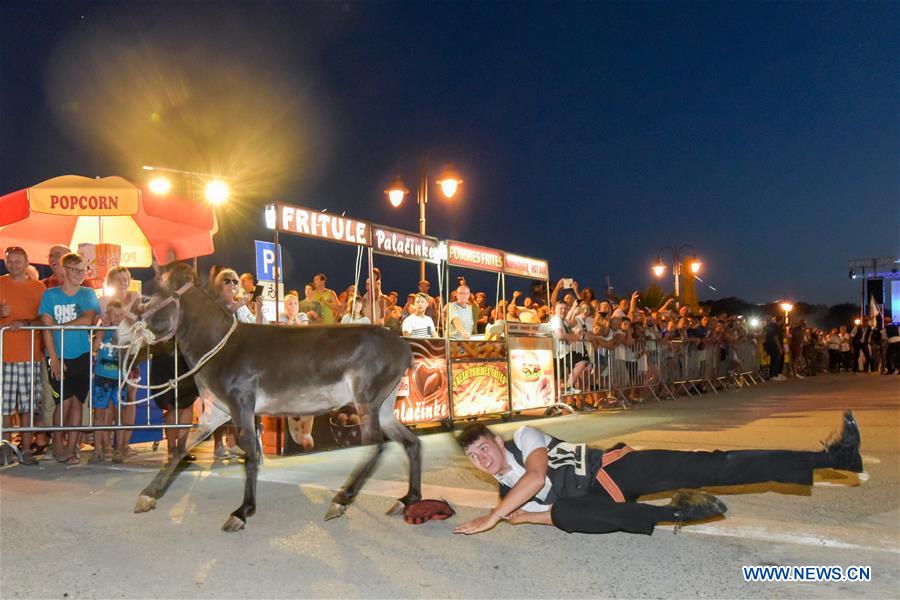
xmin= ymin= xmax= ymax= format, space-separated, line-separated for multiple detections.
xmin=651 ymin=244 xmax=702 ymax=308
xmin=385 ymin=165 xmax=462 ymax=281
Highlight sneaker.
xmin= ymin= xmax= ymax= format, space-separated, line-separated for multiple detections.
xmin=796 ymin=373 xmax=805 ymax=379
xmin=213 ymin=446 xmax=232 ymax=459
xmin=772 ymin=375 xmax=787 ymax=381
xmin=227 ymin=445 xmax=246 ymax=458
xmin=824 ymin=410 xmax=863 ymax=472
xmin=669 ymin=490 xmax=727 ymax=532
xmin=579 ymin=404 xmax=597 ymax=413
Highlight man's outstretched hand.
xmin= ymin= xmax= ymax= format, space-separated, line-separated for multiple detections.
xmin=453 ymin=511 xmax=502 ymax=535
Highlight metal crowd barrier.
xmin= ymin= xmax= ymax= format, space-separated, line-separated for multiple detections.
xmin=0 ymin=324 xmax=193 ymax=463
xmin=554 ymin=335 xmax=764 ymax=409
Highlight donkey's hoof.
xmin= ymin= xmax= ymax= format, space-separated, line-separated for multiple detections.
xmin=222 ymin=515 xmax=246 ymax=532
xmin=385 ymin=500 xmax=405 ymax=516
xmin=133 ymin=495 xmax=157 ymax=513
xmin=324 ymin=502 xmax=347 ymax=521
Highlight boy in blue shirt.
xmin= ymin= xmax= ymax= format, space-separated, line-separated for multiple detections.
xmin=39 ymin=252 xmax=99 ymax=464
xmin=90 ymin=299 xmax=125 ymax=462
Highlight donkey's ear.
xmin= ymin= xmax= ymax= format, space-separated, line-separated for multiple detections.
xmin=151 ymin=256 xmax=162 ymax=281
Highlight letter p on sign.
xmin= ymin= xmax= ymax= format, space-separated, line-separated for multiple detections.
xmin=254 ymin=240 xmax=283 ymax=282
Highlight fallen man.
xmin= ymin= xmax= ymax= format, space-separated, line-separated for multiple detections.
xmin=453 ymin=411 xmax=863 ymax=535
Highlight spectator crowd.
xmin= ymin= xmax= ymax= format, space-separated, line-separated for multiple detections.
xmin=2 ymin=248 xmax=898 ymax=464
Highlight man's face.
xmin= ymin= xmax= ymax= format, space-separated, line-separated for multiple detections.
xmin=418 ymin=281 xmax=430 ymax=293
xmin=475 ymin=292 xmax=486 ymax=307
xmin=4 ymin=251 xmax=28 ymax=278
xmin=63 ymin=260 xmax=86 ymax=286
xmin=456 ymin=287 xmax=470 ymax=305
xmin=554 ymin=302 xmax=566 ymax=317
xmin=464 ymin=435 xmax=508 ymax=476
xmin=304 ymin=285 xmax=314 ymax=300
xmin=414 ymin=296 xmax=428 ymax=315
xmin=313 ymin=275 xmax=325 ymax=290
xmin=240 ymin=274 xmax=255 ymax=293
xmin=48 ymin=247 xmax=69 ymax=276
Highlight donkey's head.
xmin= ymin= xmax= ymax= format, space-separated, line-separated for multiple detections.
xmin=118 ymin=261 xmax=198 ymax=348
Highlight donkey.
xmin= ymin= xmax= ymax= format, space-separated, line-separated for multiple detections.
xmin=119 ymin=263 xmax=421 ymax=531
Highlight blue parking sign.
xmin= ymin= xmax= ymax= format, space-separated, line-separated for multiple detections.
xmin=255 ymin=240 xmax=283 ymax=281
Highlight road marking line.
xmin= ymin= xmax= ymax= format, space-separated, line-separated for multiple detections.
xmin=105 ymin=460 xmax=895 ymax=555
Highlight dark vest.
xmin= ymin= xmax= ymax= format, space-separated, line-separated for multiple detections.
xmin=498 ymin=435 xmax=605 ymax=506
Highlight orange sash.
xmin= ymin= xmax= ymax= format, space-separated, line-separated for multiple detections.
xmin=594 ymin=446 xmax=634 ymax=503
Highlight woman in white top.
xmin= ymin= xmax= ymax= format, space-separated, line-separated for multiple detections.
xmin=340 ymin=295 xmax=371 ymax=324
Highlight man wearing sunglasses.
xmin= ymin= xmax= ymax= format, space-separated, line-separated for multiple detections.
xmin=37 ymin=252 xmax=99 ymax=464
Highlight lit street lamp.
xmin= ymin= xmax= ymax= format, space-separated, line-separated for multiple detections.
xmin=142 ymin=165 xmax=231 ymax=206
xmin=651 ymin=244 xmax=702 ymax=308
xmin=142 ymin=164 xmax=231 ymax=269
xmin=386 ymin=164 xmax=463 ymax=281
xmin=780 ymin=301 xmax=794 ymax=325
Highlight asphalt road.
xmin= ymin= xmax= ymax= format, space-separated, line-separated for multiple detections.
xmin=1 ymin=374 xmax=898 ymax=599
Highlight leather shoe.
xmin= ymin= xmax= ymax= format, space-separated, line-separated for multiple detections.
xmin=825 ymin=410 xmax=863 ymax=472
xmin=669 ymin=490 xmax=727 ymax=532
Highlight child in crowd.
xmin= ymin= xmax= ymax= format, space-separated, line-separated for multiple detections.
xmin=90 ymin=300 xmax=125 ymax=462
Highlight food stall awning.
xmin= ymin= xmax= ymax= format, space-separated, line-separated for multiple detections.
xmin=0 ymin=175 xmax=217 ymax=266
xmin=504 ymin=252 xmax=549 ymax=280
xmin=372 ymin=225 xmax=440 ymax=264
xmin=445 ymin=240 xmax=505 ymax=273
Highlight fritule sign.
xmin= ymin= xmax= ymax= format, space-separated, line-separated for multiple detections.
xmin=273 ymin=203 xmax=371 ymax=246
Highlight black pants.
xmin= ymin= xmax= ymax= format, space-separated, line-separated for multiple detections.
xmin=841 ymin=351 xmax=853 ymax=371
xmin=885 ymin=343 xmax=900 ymax=374
xmin=827 ymin=349 xmax=840 ymax=372
xmin=764 ymin=342 xmax=784 ymax=377
xmin=551 ymin=449 xmax=819 ymax=535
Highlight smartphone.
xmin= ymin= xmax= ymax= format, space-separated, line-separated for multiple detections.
xmin=562 ymin=278 xmax=573 ymax=289
xmin=250 ymin=284 xmax=264 ymax=301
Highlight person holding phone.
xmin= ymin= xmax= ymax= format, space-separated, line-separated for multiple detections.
xmin=217 ymin=269 xmax=265 ymax=324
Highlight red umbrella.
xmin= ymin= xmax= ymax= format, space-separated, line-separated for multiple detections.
xmin=0 ymin=175 xmax=216 ymax=266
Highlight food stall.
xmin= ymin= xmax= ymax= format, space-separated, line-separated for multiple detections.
xmin=368 ymin=225 xmax=450 ymax=427
xmin=443 ymin=241 xmax=511 ymax=420
xmin=260 ymin=202 xmax=558 ymax=445
xmin=502 ymin=253 xmax=556 ymax=414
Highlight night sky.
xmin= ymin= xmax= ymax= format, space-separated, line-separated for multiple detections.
xmin=1 ymin=1 xmax=897 ymax=305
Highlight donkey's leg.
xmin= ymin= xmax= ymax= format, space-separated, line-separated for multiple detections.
xmin=324 ymin=441 xmax=385 ymax=521
xmin=134 ymin=400 xmax=228 ymax=513
xmin=222 ymin=406 xmax=259 ymax=532
xmin=377 ymin=387 xmax=422 ymax=515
